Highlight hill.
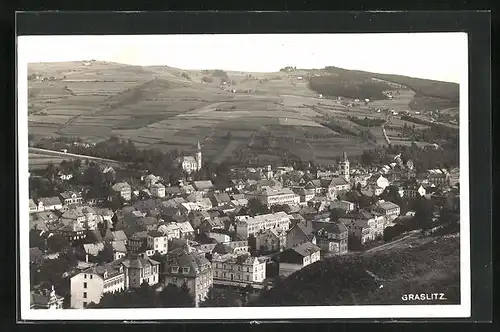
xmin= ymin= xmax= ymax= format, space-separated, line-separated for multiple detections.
xmin=27 ymin=61 xmax=458 ymax=166
xmin=250 ymin=234 xmax=460 ymax=306
xmin=309 ymin=66 xmax=459 ymax=111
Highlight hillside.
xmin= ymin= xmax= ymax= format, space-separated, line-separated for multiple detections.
xmin=27 ymin=61 xmax=458 ymax=166
xmin=250 ymin=235 xmax=460 ymax=306
xmin=310 ymin=66 xmax=459 ymax=111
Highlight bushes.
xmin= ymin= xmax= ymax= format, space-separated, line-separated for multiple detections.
xmin=309 ymin=75 xmax=392 ymax=100
xmin=348 ymin=116 xmax=386 ymax=127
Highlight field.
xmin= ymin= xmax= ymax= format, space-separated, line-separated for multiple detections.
xmin=28 ymin=61 xmax=459 ymax=165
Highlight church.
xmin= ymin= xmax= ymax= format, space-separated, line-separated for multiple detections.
xmin=176 ymin=140 xmax=202 ymax=174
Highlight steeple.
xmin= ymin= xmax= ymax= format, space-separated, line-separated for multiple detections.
xmin=196 ymin=140 xmax=202 ymax=171
xmin=338 ymin=151 xmax=350 ymax=182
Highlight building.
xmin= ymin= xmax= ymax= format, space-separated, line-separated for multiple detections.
xmin=339 ymin=210 xmax=386 ymax=244
xmin=120 ymin=254 xmax=160 ymax=288
xmin=449 ymin=168 xmax=460 ymax=187
xmin=143 ymin=174 xmax=159 ymax=187
xmin=330 ymin=200 xmax=355 ymax=214
xmin=111 ymin=182 xmax=132 ymax=201
xmin=57 ymin=223 xmax=86 ymax=243
xmin=30 ymin=286 xmax=64 ymax=309
xmin=370 ymin=200 xmax=401 ymax=221
xmin=365 ymin=174 xmax=390 ymax=196
xmin=29 ymin=199 xmax=38 ymax=214
xmin=37 ymin=197 xmax=63 ymax=211
xmin=147 ymin=231 xmax=169 ymax=255
xmin=285 ymin=223 xmax=316 ymax=249
xmin=292 ymin=187 xmax=315 ymax=205
xmin=150 ymin=183 xmax=166 ymax=198
xmin=163 ymin=246 xmax=213 ymax=307
xmin=249 ymin=187 xmax=299 ymax=208
xmin=338 ymin=151 xmax=350 ymax=182
xmin=425 ymin=169 xmax=450 ymax=186
xmin=254 ymin=228 xmax=287 ymax=254
xmin=157 ymin=223 xmax=181 ymax=240
xmin=70 ymin=261 xmax=126 ymax=308
xmin=403 ymin=183 xmax=426 ymax=199
xmin=176 ymin=141 xmax=203 ymax=174
xmin=278 ymin=242 xmax=321 ymax=277
xmin=59 ymin=191 xmax=83 ymax=206
xmin=193 ymin=180 xmax=214 ymax=192
xmin=235 ymin=211 xmax=291 ymax=239
xmin=313 ymin=221 xmax=348 ymax=255
xmin=212 ymin=253 xmax=266 ymax=285
xmin=128 ymin=231 xmax=149 ymax=253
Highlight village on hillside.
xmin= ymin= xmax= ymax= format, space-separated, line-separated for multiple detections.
xmin=28 ymin=134 xmax=460 ymax=309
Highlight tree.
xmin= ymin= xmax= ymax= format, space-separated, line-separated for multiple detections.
xmin=414 ymin=197 xmax=434 ymax=230
xmin=247 ymin=198 xmax=270 ymax=216
xmin=158 ymin=283 xmax=194 ymax=307
xmin=96 ymin=241 xmax=115 ymax=263
xmin=46 ymin=234 xmax=70 ymax=253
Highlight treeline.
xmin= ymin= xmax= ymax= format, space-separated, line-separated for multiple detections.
xmin=322 ymin=120 xmax=377 ymax=143
xmin=399 ymin=115 xmax=459 ymax=143
xmin=348 ymin=116 xmax=386 ymax=127
xmin=88 ymin=282 xmax=194 ymax=308
xmin=359 ymin=142 xmax=458 ymax=170
xmin=309 ymin=75 xmax=392 ymax=100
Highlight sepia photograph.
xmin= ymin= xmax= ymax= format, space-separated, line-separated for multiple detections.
xmin=18 ymin=32 xmax=470 ymax=320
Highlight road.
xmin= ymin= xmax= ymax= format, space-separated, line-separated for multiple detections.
xmin=29 ymin=147 xmax=121 ymax=164
xmin=365 ymin=230 xmax=422 ymax=253
xmin=381 ymin=119 xmax=391 ymax=145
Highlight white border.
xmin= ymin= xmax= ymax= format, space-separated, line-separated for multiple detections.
xmin=18 ymin=33 xmax=470 ymax=321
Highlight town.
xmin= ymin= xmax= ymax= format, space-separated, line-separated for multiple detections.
xmin=28 ymin=135 xmax=460 ymax=309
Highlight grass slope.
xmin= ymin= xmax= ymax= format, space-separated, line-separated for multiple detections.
xmin=251 ymin=235 xmax=460 ymax=306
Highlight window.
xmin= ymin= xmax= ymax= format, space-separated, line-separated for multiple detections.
xmin=83 ymin=282 xmax=87 ymax=289
xmin=83 ymin=301 xmax=88 ymax=308
xmin=90 ymin=275 xmax=93 ymax=279
xmin=182 ymin=267 xmax=190 ymax=274
xmin=84 ymin=274 xmax=87 ymax=279
xmin=171 ymin=266 xmax=179 ymax=273
xmin=83 ymin=292 xmax=87 ymax=299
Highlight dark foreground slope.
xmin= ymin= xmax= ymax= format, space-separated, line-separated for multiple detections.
xmin=250 ymin=235 xmax=460 ymax=306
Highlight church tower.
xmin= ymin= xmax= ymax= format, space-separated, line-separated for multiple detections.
xmin=338 ymin=151 xmax=350 ymax=182
xmin=196 ymin=140 xmax=202 ymax=171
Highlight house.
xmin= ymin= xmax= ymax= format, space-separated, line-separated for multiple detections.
xmin=163 ymin=246 xmax=213 ymax=307
xmin=370 ymin=200 xmax=400 ymax=221
xmin=37 ymin=197 xmax=63 ymax=211
xmin=277 ymin=242 xmax=321 ymax=277
xmin=224 ymin=240 xmax=249 ymax=255
xmin=207 ymin=232 xmax=231 ymax=244
xmin=425 ymin=169 xmax=450 ymax=186
xmin=128 ymin=231 xmax=149 ymax=253
xmin=102 ymin=166 xmax=116 ymax=182
xmin=83 ymin=242 xmax=105 ymax=257
xmin=199 ymin=217 xmax=225 ymax=234
xmin=403 ymin=182 xmax=426 ymax=199
xmin=61 ymin=206 xmax=98 ymax=230
xmin=150 ymin=183 xmax=166 ymax=198
xmin=165 ymin=186 xmax=182 ymax=197
xmin=248 ymin=187 xmax=300 ymax=208
xmin=339 ymin=210 xmax=386 ymax=244
xmin=188 ymin=210 xmax=212 ymax=229
xmin=449 ymin=168 xmax=460 ymax=187
xmin=324 ymin=176 xmax=351 ymax=193
xmin=111 ymin=230 xmax=128 ymax=244
xmin=57 ymin=223 xmax=86 ymax=243
xmin=70 ymin=261 xmax=126 ymax=308
xmin=212 ymin=252 xmax=266 ymax=285
xmin=59 ymin=191 xmax=83 ymax=206
xmin=209 ymin=192 xmax=231 ymax=207
xmin=292 ymin=187 xmax=315 ymax=205
xmin=285 ymin=223 xmax=316 ymax=249
xmin=176 ymin=221 xmax=195 ymax=239
xmin=120 ymin=253 xmax=160 ymax=288
xmin=29 ymin=199 xmax=38 ymax=213
xmin=147 ymin=231 xmax=169 ymax=255
xmin=111 ymin=182 xmax=132 ymax=201
xmin=137 ymin=217 xmax=159 ymax=231
xmin=30 ymin=286 xmax=64 ymax=309
xmin=193 ymin=180 xmax=214 ymax=192
xmin=330 ymin=200 xmax=355 ymax=214
xmin=230 ymin=179 xmax=246 ymax=191
xmin=180 ymin=184 xmax=195 ymax=195
xmin=143 ymin=174 xmax=159 ymax=187
xmin=254 ymin=228 xmax=287 ymax=254
xmin=235 ymin=211 xmax=291 ymax=239
xmin=157 ymin=223 xmax=181 ymax=240
xmin=365 ymin=174 xmax=390 ymax=196
xmin=313 ymin=221 xmax=348 ymax=255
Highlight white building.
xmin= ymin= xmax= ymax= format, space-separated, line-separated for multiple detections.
xmin=207 ymin=232 xmax=231 ymax=244
xmin=70 ymin=262 xmax=126 ymax=308
xmin=235 ymin=211 xmax=291 ymax=239
xmin=212 ymin=253 xmax=266 ymax=285
xmin=370 ymin=200 xmax=401 ymax=221
xmin=147 ymin=231 xmax=169 ymax=254
xmin=176 ymin=141 xmax=202 ymax=174
xmin=249 ymin=187 xmax=300 ymax=207
xmin=150 ymin=183 xmax=165 ymax=198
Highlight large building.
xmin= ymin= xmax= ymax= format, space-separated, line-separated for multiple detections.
xmin=313 ymin=221 xmax=348 ymax=255
xmin=176 ymin=141 xmax=203 ymax=174
xmin=163 ymin=245 xmax=213 ymax=307
xmin=248 ymin=187 xmax=300 ymax=207
xmin=277 ymin=242 xmax=321 ymax=277
xmin=30 ymin=286 xmax=64 ymax=309
xmin=370 ymin=200 xmax=401 ymax=221
xmin=235 ymin=211 xmax=291 ymax=239
xmin=212 ymin=252 xmax=266 ymax=285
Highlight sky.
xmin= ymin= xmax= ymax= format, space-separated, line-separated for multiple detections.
xmin=18 ymin=33 xmax=467 ymax=83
